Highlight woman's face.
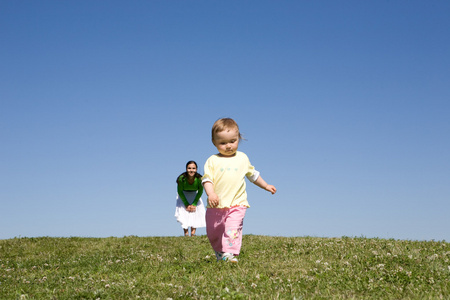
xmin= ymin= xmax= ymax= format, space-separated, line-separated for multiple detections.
xmin=186 ymin=163 xmax=197 ymax=178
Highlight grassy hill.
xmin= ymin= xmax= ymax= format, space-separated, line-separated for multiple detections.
xmin=1 ymin=235 xmax=449 ymax=299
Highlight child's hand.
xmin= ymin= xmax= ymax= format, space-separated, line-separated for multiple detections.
xmin=265 ymin=185 xmax=277 ymax=194
xmin=187 ymin=205 xmax=196 ymax=212
xmin=253 ymin=176 xmax=277 ymax=194
xmin=208 ymin=193 xmax=220 ymax=207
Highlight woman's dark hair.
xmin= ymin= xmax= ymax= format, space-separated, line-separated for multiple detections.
xmin=176 ymin=160 xmax=202 ymax=184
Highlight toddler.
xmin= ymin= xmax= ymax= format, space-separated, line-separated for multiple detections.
xmin=202 ymin=118 xmax=277 ymax=263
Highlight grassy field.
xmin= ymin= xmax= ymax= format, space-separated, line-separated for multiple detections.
xmin=1 ymin=235 xmax=449 ymax=299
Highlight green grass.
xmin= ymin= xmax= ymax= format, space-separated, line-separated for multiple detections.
xmin=1 ymin=235 xmax=449 ymax=299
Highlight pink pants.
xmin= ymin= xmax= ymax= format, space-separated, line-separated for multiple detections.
xmin=205 ymin=206 xmax=247 ymax=255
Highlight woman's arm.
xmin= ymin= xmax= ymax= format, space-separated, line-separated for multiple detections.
xmin=177 ymin=182 xmax=190 ymax=207
xmin=191 ymin=178 xmax=204 ymax=206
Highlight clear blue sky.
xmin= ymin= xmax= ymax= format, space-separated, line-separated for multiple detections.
xmin=1 ymin=1 xmax=449 ymax=241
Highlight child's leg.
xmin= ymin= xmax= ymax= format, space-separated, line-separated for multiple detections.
xmin=206 ymin=208 xmax=226 ymax=252
xmin=222 ymin=206 xmax=246 ymax=255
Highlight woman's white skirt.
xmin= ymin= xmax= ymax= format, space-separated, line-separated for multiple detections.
xmin=174 ymin=191 xmax=206 ymax=229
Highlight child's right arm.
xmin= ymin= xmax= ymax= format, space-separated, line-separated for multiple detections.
xmin=203 ymin=181 xmax=219 ymax=207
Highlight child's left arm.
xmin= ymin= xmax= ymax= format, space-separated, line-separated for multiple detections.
xmin=253 ymin=176 xmax=277 ymax=194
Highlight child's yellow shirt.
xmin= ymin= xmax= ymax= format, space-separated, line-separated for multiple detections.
xmin=202 ymin=151 xmax=259 ymax=208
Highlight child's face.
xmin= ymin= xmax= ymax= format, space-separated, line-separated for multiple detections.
xmin=213 ymin=127 xmax=240 ymax=157
xmin=186 ymin=163 xmax=197 ymax=178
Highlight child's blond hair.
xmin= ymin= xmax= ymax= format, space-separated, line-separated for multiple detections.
xmin=211 ymin=118 xmax=243 ymax=144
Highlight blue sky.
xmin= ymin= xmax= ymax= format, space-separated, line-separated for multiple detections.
xmin=1 ymin=1 xmax=449 ymax=241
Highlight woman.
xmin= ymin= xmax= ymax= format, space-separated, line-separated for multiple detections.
xmin=174 ymin=161 xmax=206 ymax=236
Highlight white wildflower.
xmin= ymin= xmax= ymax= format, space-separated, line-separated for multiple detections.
xmin=428 ymin=254 xmax=439 ymax=260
